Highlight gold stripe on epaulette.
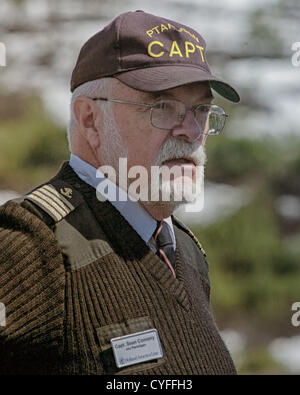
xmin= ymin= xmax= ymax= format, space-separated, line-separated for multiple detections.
xmin=26 ymin=184 xmax=75 ymax=222
xmin=43 ymin=185 xmax=74 ymax=211
xmin=32 ymin=190 xmax=69 ymax=217
xmin=26 ymin=193 xmax=63 ymax=222
xmin=37 ymin=187 xmax=70 ymax=214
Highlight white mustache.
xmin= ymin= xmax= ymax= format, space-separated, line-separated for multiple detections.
xmin=155 ymin=137 xmax=207 ymax=167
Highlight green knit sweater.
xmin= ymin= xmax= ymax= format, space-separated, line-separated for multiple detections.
xmin=0 ymin=163 xmax=236 ymax=375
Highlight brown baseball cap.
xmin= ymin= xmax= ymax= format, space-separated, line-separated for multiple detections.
xmin=71 ymin=10 xmax=240 ymax=102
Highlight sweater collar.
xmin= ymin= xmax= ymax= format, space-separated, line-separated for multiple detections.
xmin=69 ymin=154 xmax=176 ymax=249
xmin=53 ymin=161 xmax=190 ymax=311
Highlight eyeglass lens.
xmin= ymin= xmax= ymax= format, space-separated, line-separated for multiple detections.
xmin=151 ymin=100 xmax=226 ymax=134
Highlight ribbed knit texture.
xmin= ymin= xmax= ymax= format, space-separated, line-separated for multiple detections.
xmin=0 ymin=202 xmax=65 ymax=374
xmin=0 ymin=162 xmax=236 ymax=375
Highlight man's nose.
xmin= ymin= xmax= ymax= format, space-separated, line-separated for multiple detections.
xmin=171 ymin=110 xmax=206 ymax=145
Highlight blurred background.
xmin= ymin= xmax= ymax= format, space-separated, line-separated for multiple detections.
xmin=0 ymin=0 xmax=300 ymax=374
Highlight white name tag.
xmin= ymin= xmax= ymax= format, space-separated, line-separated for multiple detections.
xmin=110 ymin=329 xmax=163 ymax=368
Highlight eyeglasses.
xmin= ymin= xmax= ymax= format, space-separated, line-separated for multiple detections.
xmin=92 ymin=97 xmax=228 ymax=135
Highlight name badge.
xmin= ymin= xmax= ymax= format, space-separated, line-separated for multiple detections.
xmin=110 ymin=329 xmax=163 ymax=368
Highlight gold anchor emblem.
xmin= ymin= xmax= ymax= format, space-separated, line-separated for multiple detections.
xmin=60 ymin=187 xmax=73 ymax=199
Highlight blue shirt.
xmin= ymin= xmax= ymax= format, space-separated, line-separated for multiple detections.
xmin=69 ymin=154 xmax=176 ymax=252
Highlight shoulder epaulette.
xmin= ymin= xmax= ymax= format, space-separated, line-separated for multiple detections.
xmin=25 ymin=179 xmax=83 ymax=223
xmin=172 ymin=215 xmax=207 ymax=257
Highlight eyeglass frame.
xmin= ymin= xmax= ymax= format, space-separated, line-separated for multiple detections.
xmin=91 ymin=97 xmax=228 ymax=135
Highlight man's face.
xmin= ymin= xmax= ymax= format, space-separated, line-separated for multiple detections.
xmin=98 ymin=80 xmax=213 ymax=210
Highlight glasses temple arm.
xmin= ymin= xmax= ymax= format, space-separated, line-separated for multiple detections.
xmin=92 ymin=97 xmax=153 ymax=108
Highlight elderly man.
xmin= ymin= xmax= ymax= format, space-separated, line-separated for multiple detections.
xmin=0 ymin=11 xmax=239 ymax=375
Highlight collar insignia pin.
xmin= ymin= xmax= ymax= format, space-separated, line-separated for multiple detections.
xmin=60 ymin=187 xmax=73 ymax=199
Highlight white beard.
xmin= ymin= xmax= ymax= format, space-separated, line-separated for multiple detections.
xmin=143 ymin=138 xmax=206 ymax=210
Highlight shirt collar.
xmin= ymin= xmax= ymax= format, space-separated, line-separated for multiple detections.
xmin=69 ymin=154 xmax=175 ymax=247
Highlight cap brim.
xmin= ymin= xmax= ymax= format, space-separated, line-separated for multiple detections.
xmin=115 ymin=65 xmax=240 ymax=103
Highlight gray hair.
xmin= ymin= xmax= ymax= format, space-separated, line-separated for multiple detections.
xmin=67 ymin=77 xmax=116 ymax=147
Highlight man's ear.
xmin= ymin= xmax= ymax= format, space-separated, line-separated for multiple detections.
xmin=73 ymin=96 xmax=102 ymax=152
